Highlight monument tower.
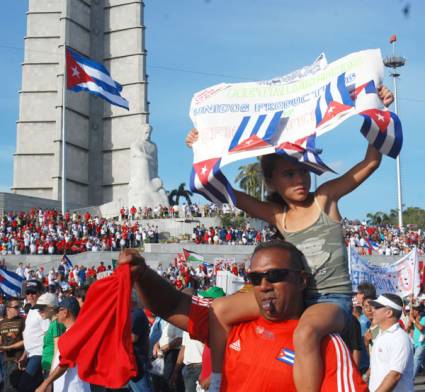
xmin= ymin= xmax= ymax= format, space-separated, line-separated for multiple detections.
xmin=12 ymin=0 xmax=167 ymax=209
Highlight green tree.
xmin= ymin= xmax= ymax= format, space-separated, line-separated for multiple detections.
xmin=365 ymin=207 xmax=425 ymax=229
xmin=235 ymin=160 xmax=263 ymax=199
xmin=168 ymin=183 xmax=193 ymax=206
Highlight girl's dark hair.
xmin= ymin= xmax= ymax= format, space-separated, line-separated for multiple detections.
xmin=260 ymin=154 xmax=287 ymax=208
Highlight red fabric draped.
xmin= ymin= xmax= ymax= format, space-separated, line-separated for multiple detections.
xmin=58 ymin=263 xmax=137 ymax=388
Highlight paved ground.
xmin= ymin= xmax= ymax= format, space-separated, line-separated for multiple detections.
xmin=415 ymin=375 xmax=425 ymax=391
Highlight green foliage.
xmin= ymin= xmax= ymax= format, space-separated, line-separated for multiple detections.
xmin=220 ymin=213 xmax=246 ymax=228
xmin=365 ymin=207 xmax=425 ymax=229
xmin=235 ymin=159 xmax=263 ymax=199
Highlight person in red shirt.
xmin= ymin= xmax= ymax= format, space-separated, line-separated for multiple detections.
xmin=97 ymin=262 xmax=106 ymax=273
xmin=119 ymin=244 xmax=367 ymax=391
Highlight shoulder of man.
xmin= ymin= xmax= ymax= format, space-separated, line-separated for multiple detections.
xmin=321 ymin=334 xmax=368 ymax=391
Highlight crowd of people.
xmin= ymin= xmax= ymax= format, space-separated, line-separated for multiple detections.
xmin=0 ymin=245 xmax=424 ymax=392
xmin=1 ymin=207 xmax=424 ymax=259
xmin=344 ymin=220 xmax=425 ymax=256
xmin=119 ymin=203 xmax=239 ymax=220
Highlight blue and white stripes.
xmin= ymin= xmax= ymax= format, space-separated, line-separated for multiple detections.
xmin=0 ymin=268 xmax=24 ymax=298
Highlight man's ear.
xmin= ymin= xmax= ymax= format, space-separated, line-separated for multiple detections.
xmin=296 ymin=272 xmax=309 ymax=291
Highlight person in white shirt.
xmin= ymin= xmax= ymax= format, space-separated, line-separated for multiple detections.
xmin=173 ymin=331 xmax=204 ymax=392
xmin=369 ymin=293 xmax=414 ymax=392
xmin=152 ymin=320 xmax=183 ymax=391
xmin=18 ymin=280 xmax=51 ymax=391
xmin=35 ymin=296 xmax=90 ymax=392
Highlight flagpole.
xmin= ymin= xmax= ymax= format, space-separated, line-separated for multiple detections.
xmin=62 ymin=46 xmax=67 ymax=216
xmin=383 ymin=35 xmax=405 ymax=228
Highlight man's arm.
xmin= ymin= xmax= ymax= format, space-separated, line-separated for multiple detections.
xmin=375 ymin=370 xmax=402 ymax=392
xmin=35 ymin=364 xmax=68 ymax=392
xmin=119 ymin=250 xmax=192 ymax=331
xmin=0 ymin=340 xmax=24 ymax=351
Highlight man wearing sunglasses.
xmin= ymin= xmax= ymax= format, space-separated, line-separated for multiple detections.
xmin=0 ymin=299 xmax=24 ymax=391
xmin=119 ymin=241 xmax=367 ymax=391
xmin=18 ymin=280 xmax=50 ymax=392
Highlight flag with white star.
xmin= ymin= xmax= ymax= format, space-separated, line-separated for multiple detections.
xmin=66 ymin=47 xmax=129 ymax=110
xmin=189 ymin=50 xmax=403 ymax=206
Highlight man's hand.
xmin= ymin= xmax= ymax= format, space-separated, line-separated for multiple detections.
xmin=185 ymin=128 xmax=199 ymax=148
xmin=35 ymin=381 xmax=49 ymax=392
xmin=377 ymin=85 xmax=394 ymax=107
xmin=118 ymin=249 xmax=146 ymax=281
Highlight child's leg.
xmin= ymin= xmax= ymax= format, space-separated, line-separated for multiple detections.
xmin=293 ymin=303 xmax=346 ymax=392
xmin=209 ymin=292 xmax=259 ymax=373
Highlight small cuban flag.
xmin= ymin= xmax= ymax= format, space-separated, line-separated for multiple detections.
xmin=0 ymin=268 xmax=25 ymax=298
xmin=276 ymin=347 xmax=295 ymax=367
xmin=62 ymin=254 xmax=73 ymax=269
xmin=66 ymin=46 xmax=129 ymax=110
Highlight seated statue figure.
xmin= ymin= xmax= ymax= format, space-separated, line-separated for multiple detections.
xmin=128 ymin=124 xmax=169 ymax=208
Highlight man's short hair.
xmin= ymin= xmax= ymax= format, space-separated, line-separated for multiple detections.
xmin=357 ymin=282 xmax=377 ymax=298
xmin=252 ymin=240 xmax=306 ymax=271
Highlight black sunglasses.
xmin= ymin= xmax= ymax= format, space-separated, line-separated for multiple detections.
xmin=7 ymin=305 xmax=20 ymax=310
xmin=247 ymin=268 xmax=302 ymax=286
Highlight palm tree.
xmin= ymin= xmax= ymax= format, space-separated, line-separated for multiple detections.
xmin=235 ymin=160 xmax=263 ymax=199
xmin=168 ymin=183 xmax=193 ymax=206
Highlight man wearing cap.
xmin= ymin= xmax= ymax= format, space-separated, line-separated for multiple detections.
xmin=0 ymin=298 xmax=25 ymax=391
xmin=369 ymin=293 xmax=414 ymax=392
xmin=33 ymin=293 xmax=66 ymax=375
xmin=18 ymin=280 xmax=50 ymax=392
xmin=35 ymin=296 xmax=90 ymax=392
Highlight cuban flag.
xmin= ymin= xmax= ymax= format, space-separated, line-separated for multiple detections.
xmin=315 ymin=73 xmax=354 ymax=129
xmin=62 ymin=254 xmax=73 ymax=269
xmin=190 ymin=158 xmax=236 ymax=205
xmin=0 ymin=268 xmax=24 ymax=298
xmin=228 ymin=111 xmax=283 ymax=154
xmin=359 ymin=109 xmax=402 ymax=158
xmin=352 ymin=80 xmax=403 ymax=158
xmin=275 ymin=134 xmax=335 ymax=175
xmin=66 ymin=47 xmax=129 ymax=110
xmin=276 ymin=347 xmax=295 ymax=366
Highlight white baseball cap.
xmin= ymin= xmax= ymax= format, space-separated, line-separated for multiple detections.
xmin=34 ymin=293 xmax=58 ymax=308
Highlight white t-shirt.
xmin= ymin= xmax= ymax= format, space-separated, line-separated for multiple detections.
xmin=23 ymin=309 xmax=51 ymax=356
xmin=369 ymin=322 xmax=413 ymax=392
xmin=182 ymin=331 xmax=204 ymax=365
xmin=52 ymin=349 xmax=91 ymax=392
xmin=158 ymin=321 xmax=183 ymax=349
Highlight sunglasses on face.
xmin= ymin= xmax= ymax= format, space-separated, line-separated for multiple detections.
xmin=247 ymin=268 xmax=302 ymax=286
xmin=26 ymin=291 xmax=37 ymax=295
xmin=7 ymin=305 xmax=20 ymax=310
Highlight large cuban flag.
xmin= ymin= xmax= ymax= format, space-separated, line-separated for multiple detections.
xmin=0 ymin=268 xmax=24 ymax=298
xmin=66 ymin=47 xmax=129 ymax=110
xmin=189 ymin=49 xmax=403 ymax=205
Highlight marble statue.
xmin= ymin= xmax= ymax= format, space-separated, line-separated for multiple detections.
xmin=128 ymin=124 xmax=169 ymax=208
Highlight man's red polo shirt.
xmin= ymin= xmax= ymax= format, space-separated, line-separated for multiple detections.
xmin=188 ymin=298 xmax=367 ymax=392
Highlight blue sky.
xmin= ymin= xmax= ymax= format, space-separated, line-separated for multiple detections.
xmin=0 ymin=0 xmax=423 ymax=220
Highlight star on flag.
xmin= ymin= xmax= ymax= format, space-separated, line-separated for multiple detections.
xmin=317 ymin=101 xmax=352 ymax=128
xmin=360 ymin=109 xmax=391 ymax=132
xmin=193 ymin=158 xmax=220 ymax=186
xmin=229 ymin=135 xmax=270 ymax=154
xmin=66 ymin=50 xmax=93 ymax=89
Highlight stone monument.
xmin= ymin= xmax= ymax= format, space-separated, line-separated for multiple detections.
xmin=128 ymin=124 xmax=169 ymax=208
xmin=9 ymin=0 xmax=168 ymax=212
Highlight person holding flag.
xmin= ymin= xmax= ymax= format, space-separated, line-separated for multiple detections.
xmin=185 ymin=85 xmax=395 ymax=391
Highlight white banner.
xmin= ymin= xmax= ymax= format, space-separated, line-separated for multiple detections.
xmin=190 ymin=49 xmax=384 ymax=167
xmin=348 ymin=246 xmax=420 ymax=298
xmin=96 ymin=270 xmax=113 ymax=280
xmin=215 ymin=270 xmax=245 ymax=295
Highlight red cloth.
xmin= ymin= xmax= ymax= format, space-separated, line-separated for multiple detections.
xmin=58 ymin=263 xmax=136 ymax=388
